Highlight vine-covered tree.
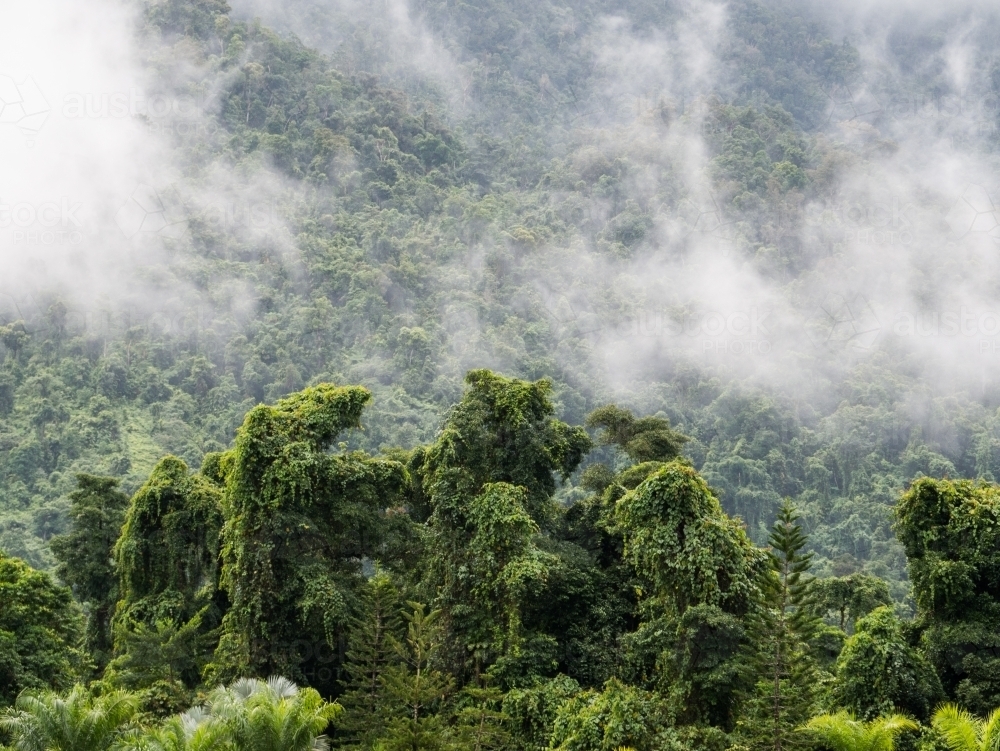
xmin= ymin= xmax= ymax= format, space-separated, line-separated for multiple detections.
xmin=210 ymin=384 xmax=408 ymax=691
xmin=109 ymin=456 xmax=226 ymax=701
xmin=615 ymin=460 xmax=770 ymax=731
xmin=417 ymin=370 xmax=590 ymax=681
xmin=895 ymin=478 xmax=1000 ymax=714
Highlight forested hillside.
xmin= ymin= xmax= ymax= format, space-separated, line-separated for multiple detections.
xmin=5 ymin=0 xmax=1000 ymax=748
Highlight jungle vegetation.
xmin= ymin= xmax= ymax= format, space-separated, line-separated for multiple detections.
xmin=5 ymin=0 xmax=1000 ymax=749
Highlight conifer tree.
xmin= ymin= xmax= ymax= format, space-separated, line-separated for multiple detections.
xmin=740 ymin=500 xmax=823 ymax=751
xmin=336 ymin=571 xmax=402 ymax=749
xmin=378 ymin=602 xmax=454 ymax=751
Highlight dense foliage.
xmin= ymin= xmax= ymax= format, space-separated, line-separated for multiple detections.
xmin=6 ymin=0 xmax=1000 ymax=749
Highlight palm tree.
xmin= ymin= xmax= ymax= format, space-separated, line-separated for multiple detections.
xmin=802 ymin=711 xmax=918 ymax=751
xmin=132 ymin=707 xmax=231 ymax=751
xmin=206 ymin=676 xmax=341 ymax=751
xmin=0 ymin=684 xmax=139 ymax=751
xmin=931 ymin=704 xmax=1000 ymax=751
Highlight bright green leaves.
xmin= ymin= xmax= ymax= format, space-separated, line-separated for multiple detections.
xmin=0 ymin=684 xmax=139 ymax=751
xmin=0 ymin=553 xmax=85 ymax=705
xmin=616 ymin=461 xmax=768 ymax=617
xmin=212 ymin=384 xmax=407 ymax=690
xmin=205 ymin=677 xmax=340 ymax=751
xmin=802 ymin=712 xmax=918 ymax=751
xmin=833 ymin=607 xmax=942 ymax=722
xmin=549 ymin=679 xmax=668 ymax=751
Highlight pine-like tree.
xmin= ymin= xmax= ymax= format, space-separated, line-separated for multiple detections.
xmin=377 ymin=603 xmax=454 ymax=751
xmin=740 ymin=500 xmax=824 ymax=751
xmin=335 ymin=571 xmax=402 ymax=749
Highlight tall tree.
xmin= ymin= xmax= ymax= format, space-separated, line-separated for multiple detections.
xmin=895 ymin=478 xmax=1000 ymax=714
xmin=832 ymin=606 xmax=943 ymax=722
xmin=50 ymin=474 xmax=129 ymax=673
xmin=110 ymin=456 xmax=225 ymax=697
xmin=335 ymin=571 xmax=402 ymax=749
xmin=418 ymin=370 xmax=590 ymax=681
xmin=615 ymin=460 xmax=770 ymax=730
xmin=378 ymin=603 xmax=454 ymax=751
xmin=745 ymin=500 xmax=824 ymax=751
xmin=210 ymin=385 xmax=407 ymax=691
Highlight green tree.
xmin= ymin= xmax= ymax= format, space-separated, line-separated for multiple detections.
xmin=832 ymin=606 xmax=942 ymax=722
xmin=895 ymin=478 xmax=1000 ymax=714
xmin=111 ymin=457 xmax=225 ymax=695
xmin=801 ymin=712 xmax=918 ymax=751
xmin=210 ymin=385 xmax=407 ymax=690
xmin=0 ymin=685 xmax=139 ymax=751
xmin=740 ymin=500 xmax=824 ymax=751
xmin=452 ymin=682 xmax=510 ymax=751
xmin=811 ymin=574 xmax=893 ymax=633
xmin=50 ymin=474 xmax=130 ymax=672
xmin=206 ymin=677 xmax=339 ymax=751
xmin=585 ymin=405 xmax=687 ymax=464
xmin=931 ymin=704 xmax=1000 ymax=751
xmin=133 ymin=707 xmax=232 ymax=751
xmin=335 ymin=571 xmax=402 ymax=748
xmin=0 ymin=552 xmax=85 ymax=705
xmin=547 ymin=678 xmax=668 ymax=751
xmin=616 ymin=460 xmax=770 ymax=730
xmin=377 ymin=603 xmax=454 ymax=751
xmin=418 ymin=370 xmax=590 ymax=680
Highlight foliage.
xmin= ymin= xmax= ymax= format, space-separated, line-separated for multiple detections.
xmin=931 ymin=704 xmax=1000 ymax=751
xmin=896 ymin=479 xmax=1000 ymax=714
xmin=738 ymin=500 xmax=825 ymax=750
xmin=335 ymin=571 xmax=402 ymax=748
xmin=50 ymin=475 xmax=130 ymax=672
xmin=547 ymin=679 xmax=668 ymax=751
xmin=832 ymin=607 xmax=943 ymax=722
xmin=418 ymin=370 xmax=589 ymax=680
xmin=111 ymin=457 xmax=225 ymax=693
xmin=205 ymin=677 xmax=340 ymax=751
xmin=802 ymin=712 xmax=919 ymax=751
xmin=616 ymin=460 xmax=769 ymax=729
xmin=210 ymin=385 xmax=407 ymax=690
xmin=377 ymin=603 xmax=453 ymax=751
xmin=812 ymin=575 xmax=893 ymax=633
xmin=0 ymin=552 xmax=85 ymax=705
xmin=0 ymin=685 xmax=139 ymax=751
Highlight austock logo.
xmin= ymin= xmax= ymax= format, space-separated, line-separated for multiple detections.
xmin=0 ymin=74 xmax=50 ymax=145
